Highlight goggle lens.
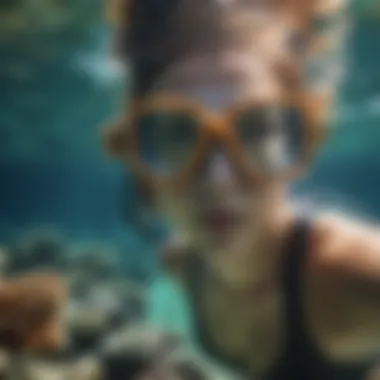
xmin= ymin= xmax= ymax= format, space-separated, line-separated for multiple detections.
xmin=235 ymin=106 xmax=304 ymax=174
xmin=137 ymin=111 xmax=199 ymax=175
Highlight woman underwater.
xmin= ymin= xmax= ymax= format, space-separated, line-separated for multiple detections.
xmin=104 ymin=0 xmax=380 ymax=379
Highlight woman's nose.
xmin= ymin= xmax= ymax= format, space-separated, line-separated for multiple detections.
xmin=198 ymin=147 xmax=238 ymax=186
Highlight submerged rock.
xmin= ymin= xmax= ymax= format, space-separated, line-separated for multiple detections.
xmin=64 ymin=244 xmax=121 ymax=283
xmin=7 ymin=354 xmax=99 ymax=380
xmin=8 ymin=229 xmax=65 ymax=274
xmin=99 ymin=324 xmax=213 ymax=380
xmin=64 ymin=279 xmax=144 ymax=351
xmin=102 ymin=279 xmax=146 ymax=324
xmin=67 ymin=280 xmax=139 ymax=336
xmin=65 ymin=301 xmax=110 ymax=354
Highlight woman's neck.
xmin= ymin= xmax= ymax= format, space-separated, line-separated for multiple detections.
xmin=205 ymin=202 xmax=294 ymax=294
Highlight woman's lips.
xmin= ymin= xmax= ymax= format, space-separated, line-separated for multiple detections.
xmin=199 ymin=208 xmax=244 ymax=234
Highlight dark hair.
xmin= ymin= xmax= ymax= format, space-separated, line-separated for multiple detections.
xmin=115 ymin=0 xmax=182 ymax=97
xmin=114 ymin=0 xmax=265 ymax=97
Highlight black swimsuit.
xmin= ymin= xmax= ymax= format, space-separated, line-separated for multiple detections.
xmin=187 ymin=217 xmax=374 ymax=380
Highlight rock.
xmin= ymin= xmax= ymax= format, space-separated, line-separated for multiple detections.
xmin=69 ymin=281 xmax=129 ymax=325
xmin=101 ymin=324 xmax=180 ymax=358
xmin=100 ymin=324 xmax=179 ymax=378
xmin=8 ymin=229 xmax=65 ymax=274
xmin=103 ymin=279 xmax=146 ymax=324
xmin=67 ymin=273 xmax=93 ymax=300
xmin=7 ymin=354 xmax=100 ymax=380
xmin=65 ymin=301 xmax=110 ymax=353
xmin=68 ymin=356 xmax=101 ymax=380
xmin=64 ymin=244 xmax=120 ymax=282
xmin=99 ymin=324 xmax=214 ymax=380
xmin=65 ymin=275 xmax=146 ymax=354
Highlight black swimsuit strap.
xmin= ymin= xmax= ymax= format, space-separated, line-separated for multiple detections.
xmin=280 ymin=215 xmax=316 ymax=376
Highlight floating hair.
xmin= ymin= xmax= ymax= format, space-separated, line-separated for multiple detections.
xmin=106 ymin=0 xmax=350 ymax=98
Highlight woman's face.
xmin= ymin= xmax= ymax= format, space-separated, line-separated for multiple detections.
xmin=144 ymin=48 xmax=296 ymax=265
xmin=129 ymin=2 xmax=327 ymax=279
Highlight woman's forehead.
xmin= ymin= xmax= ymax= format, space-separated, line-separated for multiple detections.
xmin=143 ymin=0 xmax=298 ymax=109
xmin=150 ymin=51 xmax=283 ymax=110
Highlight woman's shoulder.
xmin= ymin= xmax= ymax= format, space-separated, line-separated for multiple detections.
xmin=307 ymin=210 xmax=380 ymax=280
xmin=304 ymin=211 xmax=380 ymax=360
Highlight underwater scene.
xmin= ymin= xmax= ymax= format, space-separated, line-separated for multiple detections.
xmin=1 ymin=0 xmax=380 ymax=379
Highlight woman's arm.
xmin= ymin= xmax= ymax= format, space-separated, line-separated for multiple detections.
xmin=308 ymin=213 xmax=380 ymax=352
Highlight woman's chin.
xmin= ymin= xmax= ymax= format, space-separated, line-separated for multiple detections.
xmin=200 ymin=224 xmax=236 ymax=247
xmin=198 ymin=226 xmax=249 ymax=255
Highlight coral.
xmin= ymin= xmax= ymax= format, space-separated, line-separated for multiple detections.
xmin=0 ymin=273 xmax=67 ymax=352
